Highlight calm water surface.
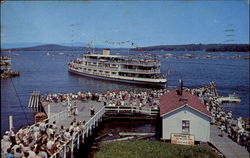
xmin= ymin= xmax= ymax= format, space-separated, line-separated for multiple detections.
xmin=1 ymin=50 xmax=249 ymax=137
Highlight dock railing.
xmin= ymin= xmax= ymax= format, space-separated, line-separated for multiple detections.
xmin=50 ymin=106 xmax=105 ymax=158
xmin=105 ymin=106 xmax=159 ymax=116
xmin=16 ymin=105 xmax=157 ymax=158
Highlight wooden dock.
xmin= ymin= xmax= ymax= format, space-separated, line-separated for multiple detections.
xmin=43 ymin=100 xmax=104 ymax=127
xmin=210 ymin=125 xmax=249 ymax=158
xmin=40 ymin=100 xmax=158 ymax=158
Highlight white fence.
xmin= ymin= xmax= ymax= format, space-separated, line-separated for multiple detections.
xmin=50 ymin=106 xmax=105 ymax=158
xmin=105 ymin=106 xmax=159 ymax=116
xmin=17 ymin=105 xmax=157 ymax=158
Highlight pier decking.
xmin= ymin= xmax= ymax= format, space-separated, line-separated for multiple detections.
xmin=43 ymin=100 xmax=104 ymax=127
xmin=210 ymin=125 xmax=249 ymax=158
xmin=40 ymin=100 xmax=158 ymax=158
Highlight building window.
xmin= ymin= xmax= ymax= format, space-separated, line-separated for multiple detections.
xmin=182 ymin=120 xmax=190 ymax=133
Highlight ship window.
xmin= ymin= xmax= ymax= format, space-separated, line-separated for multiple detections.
xmin=93 ymin=70 xmax=97 ymax=72
xmin=99 ymin=70 xmax=103 ymax=73
xmin=83 ymin=68 xmax=86 ymax=70
xmin=105 ymin=71 xmax=109 ymax=74
xmin=112 ymin=72 xmax=116 ymax=75
xmin=182 ymin=120 xmax=190 ymax=133
xmin=88 ymin=69 xmax=91 ymax=71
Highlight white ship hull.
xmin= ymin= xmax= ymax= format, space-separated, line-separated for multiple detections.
xmin=68 ymin=67 xmax=167 ymax=86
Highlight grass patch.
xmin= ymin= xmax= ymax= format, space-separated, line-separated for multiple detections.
xmin=95 ymin=140 xmax=221 ymax=158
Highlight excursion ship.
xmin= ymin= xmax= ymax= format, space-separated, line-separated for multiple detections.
xmin=68 ymin=49 xmax=167 ymax=86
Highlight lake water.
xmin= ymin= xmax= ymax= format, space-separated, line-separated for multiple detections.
xmin=1 ymin=50 xmax=249 ymax=137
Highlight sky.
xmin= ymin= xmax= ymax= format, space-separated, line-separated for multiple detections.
xmin=1 ymin=0 xmax=249 ymax=48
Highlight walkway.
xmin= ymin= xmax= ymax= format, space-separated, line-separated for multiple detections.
xmin=210 ymin=125 xmax=249 ymax=158
xmin=43 ymin=100 xmax=104 ymax=127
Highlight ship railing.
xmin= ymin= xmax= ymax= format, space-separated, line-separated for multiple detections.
xmin=72 ymin=63 xmax=119 ymax=71
xmin=84 ymin=58 xmax=160 ymax=66
xmin=110 ymin=61 xmax=161 ymax=66
xmin=120 ymin=68 xmax=160 ymax=74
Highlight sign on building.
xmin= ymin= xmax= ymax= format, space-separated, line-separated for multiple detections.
xmin=171 ymin=133 xmax=195 ymax=145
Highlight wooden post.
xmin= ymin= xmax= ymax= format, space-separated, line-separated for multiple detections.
xmin=9 ymin=115 xmax=13 ymax=131
xmin=36 ymin=94 xmax=39 ymax=108
xmin=28 ymin=94 xmax=32 ymax=107
xmin=63 ymin=145 xmax=67 ymax=158
xmin=48 ymin=104 xmax=51 ymax=119
xmin=71 ymin=139 xmax=74 ymax=157
xmin=30 ymin=96 xmax=34 ymax=108
xmin=82 ymin=134 xmax=85 ymax=143
xmin=77 ymin=133 xmax=80 ymax=149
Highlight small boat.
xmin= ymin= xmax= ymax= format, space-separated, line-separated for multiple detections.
xmin=163 ymin=53 xmax=174 ymax=58
xmin=185 ymin=53 xmax=196 ymax=58
xmin=217 ymin=93 xmax=241 ymax=104
xmin=203 ymin=55 xmax=213 ymax=59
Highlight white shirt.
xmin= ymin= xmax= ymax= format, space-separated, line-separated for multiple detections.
xmin=47 ymin=140 xmax=54 ymax=150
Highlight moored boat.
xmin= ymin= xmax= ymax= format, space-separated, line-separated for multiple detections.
xmin=216 ymin=93 xmax=241 ymax=104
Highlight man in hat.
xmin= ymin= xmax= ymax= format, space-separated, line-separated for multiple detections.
xmin=1 ymin=131 xmax=11 ymax=154
xmin=9 ymin=127 xmax=16 ymax=147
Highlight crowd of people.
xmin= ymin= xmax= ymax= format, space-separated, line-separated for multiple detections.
xmin=41 ymin=89 xmax=166 ymax=111
xmin=186 ymin=81 xmax=250 ymax=150
xmin=2 ymin=82 xmax=249 ymax=157
xmin=1 ymin=120 xmax=86 ymax=158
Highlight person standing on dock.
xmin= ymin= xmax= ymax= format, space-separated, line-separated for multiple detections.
xmin=67 ymin=95 xmax=72 ymax=117
xmin=39 ymin=122 xmax=46 ymax=135
xmin=67 ymin=103 xmax=72 ymax=117
xmin=90 ymin=106 xmax=95 ymax=116
xmin=33 ymin=124 xmax=40 ymax=141
xmin=1 ymin=131 xmax=11 ymax=155
xmin=220 ymin=123 xmax=225 ymax=137
xmin=73 ymin=102 xmax=78 ymax=115
xmin=9 ymin=128 xmax=16 ymax=147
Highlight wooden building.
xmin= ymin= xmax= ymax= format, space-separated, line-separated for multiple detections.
xmin=160 ymin=88 xmax=211 ymax=143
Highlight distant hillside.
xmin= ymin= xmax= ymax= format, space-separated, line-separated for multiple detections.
xmin=1 ymin=44 xmax=88 ymax=51
xmin=133 ymin=44 xmax=249 ymax=52
xmin=1 ymin=43 xmax=249 ymax=52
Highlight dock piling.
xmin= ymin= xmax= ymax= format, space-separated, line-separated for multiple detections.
xmin=48 ymin=104 xmax=51 ymax=119
xmin=28 ymin=91 xmax=41 ymax=110
xmin=9 ymin=115 xmax=13 ymax=131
